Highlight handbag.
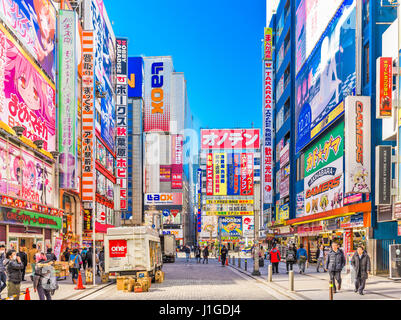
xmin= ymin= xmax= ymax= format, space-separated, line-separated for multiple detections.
xmin=69 ymin=255 xmax=78 ymax=268
xmin=259 ymin=257 xmax=264 ymax=267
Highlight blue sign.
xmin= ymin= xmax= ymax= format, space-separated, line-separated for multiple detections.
xmin=101 ymin=79 xmax=116 ymax=150
xmin=295 ymin=0 xmax=356 ymax=153
xmin=227 ymin=153 xmax=240 ymax=196
xmin=128 ymin=57 xmax=143 ymax=98
xmin=163 ymin=209 xmax=170 ymax=217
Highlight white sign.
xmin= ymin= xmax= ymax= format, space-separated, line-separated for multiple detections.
xmin=344 ymin=96 xmax=371 ymax=193
xmin=242 ymin=216 xmax=254 ymax=238
xmin=199 ymin=216 xmax=218 ymax=238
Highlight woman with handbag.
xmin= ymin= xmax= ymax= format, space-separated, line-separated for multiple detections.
xmin=68 ymin=249 xmax=82 ymax=284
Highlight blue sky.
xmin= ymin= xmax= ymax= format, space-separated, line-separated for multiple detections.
xmin=105 ymin=0 xmax=266 ymax=132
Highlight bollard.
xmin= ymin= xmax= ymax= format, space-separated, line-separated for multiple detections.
xmin=289 ymin=271 xmax=294 ymax=292
xmin=268 ymin=264 xmax=273 ymax=282
xmin=329 ymin=281 xmax=334 ymax=300
xmin=245 ymin=259 xmax=248 ymax=271
xmin=238 ymin=257 xmax=241 ymax=268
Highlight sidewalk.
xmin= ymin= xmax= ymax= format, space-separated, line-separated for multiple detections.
xmin=228 ymin=255 xmax=401 ymax=300
xmin=1 ymin=271 xmax=111 ymax=301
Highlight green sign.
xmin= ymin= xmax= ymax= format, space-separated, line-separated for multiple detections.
xmin=1 ymin=208 xmax=62 ymax=230
xmin=304 ymin=122 xmax=344 ymax=177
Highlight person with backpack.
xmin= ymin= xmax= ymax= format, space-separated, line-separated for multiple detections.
xmin=220 ymin=245 xmax=228 ymax=267
xmin=45 ymin=248 xmax=57 ymax=263
xmin=3 ymin=250 xmax=24 ymax=300
xmin=269 ymin=244 xmax=281 ymax=274
xmin=285 ymin=243 xmax=297 ymax=273
xmin=325 ymin=241 xmax=346 ymax=293
xmin=202 ymin=246 xmax=209 ymax=264
xmin=297 ymin=244 xmax=308 ymax=274
xmin=33 ymin=253 xmax=58 ymax=300
xmin=68 ymin=249 xmax=82 ymax=284
xmin=195 ymin=246 xmax=201 ymax=263
xmin=80 ymin=248 xmax=88 ymax=270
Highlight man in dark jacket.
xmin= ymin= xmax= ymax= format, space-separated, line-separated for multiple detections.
xmin=316 ymin=244 xmax=327 ymax=273
xmin=0 ymin=245 xmax=6 ymax=299
xmin=45 ymin=248 xmax=57 ymax=263
xmin=16 ymin=247 xmax=27 ymax=281
xmin=220 ymin=246 xmax=228 ymax=267
xmin=3 ymin=250 xmax=24 ymax=300
xmin=285 ymin=244 xmax=297 ymax=273
xmin=351 ymin=246 xmax=371 ymax=295
xmin=202 ymin=246 xmax=209 ymax=264
xmin=325 ymin=242 xmax=346 ymax=293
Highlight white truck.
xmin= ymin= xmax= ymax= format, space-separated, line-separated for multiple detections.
xmin=104 ymin=226 xmax=163 ymax=281
xmin=160 ymin=234 xmax=176 ymax=263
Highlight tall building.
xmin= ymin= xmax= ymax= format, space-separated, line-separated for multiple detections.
xmin=263 ymin=0 xmax=400 ymax=275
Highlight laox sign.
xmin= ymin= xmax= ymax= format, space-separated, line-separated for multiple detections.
xmin=151 ymin=62 xmax=164 ymax=114
xmin=109 ymin=240 xmax=127 ymax=258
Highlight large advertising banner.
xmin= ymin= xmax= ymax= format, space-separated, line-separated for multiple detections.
xmin=295 ymin=0 xmax=345 ymax=74
xmin=143 ymin=57 xmax=173 ymax=132
xmin=115 ymin=37 xmax=128 ymax=211
xmin=240 ymin=153 xmax=253 ymax=196
xmin=376 ymin=57 xmax=393 ymax=118
xmin=220 ymin=216 xmax=242 ymax=237
xmin=58 ymin=10 xmax=77 ymax=190
xmin=344 ymin=96 xmax=371 ymax=193
xmin=201 ymin=129 xmax=260 ymax=150
xmin=206 ymin=153 xmax=213 ymax=196
xmin=159 ymin=165 xmax=171 ymax=182
xmin=171 ymin=134 xmax=183 ymax=189
xmin=263 ymin=61 xmax=273 ymax=204
xmin=144 ymin=193 xmax=183 ymax=206
xmin=295 ymin=0 xmax=356 ymax=153
xmin=264 ymin=28 xmax=272 ymax=61
xmin=0 ymin=0 xmax=56 ymax=82
xmin=0 ymin=23 xmax=56 ymax=152
xmin=213 ymin=153 xmax=227 ymax=196
xmin=128 ymin=57 xmax=143 ymax=98
xmin=197 ymin=169 xmax=202 ymax=233
xmin=227 ymin=153 xmax=240 ymax=196
xmin=242 ymin=216 xmax=254 ymax=237
xmin=162 ymin=209 xmax=181 ymax=225
xmin=304 ymin=122 xmax=344 ymax=216
xmin=200 ymin=215 xmax=218 ymax=238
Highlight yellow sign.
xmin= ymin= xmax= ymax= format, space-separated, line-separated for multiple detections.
xmin=213 ymin=153 xmax=227 ymax=195
xmin=206 ymin=211 xmax=253 ymax=216
xmin=128 ymin=74 xmax=135 ymax=88
xmin=206 ymin=200 xmax=254 ymax=204
xmin=311 ymin=101 xmax=344 ymax=139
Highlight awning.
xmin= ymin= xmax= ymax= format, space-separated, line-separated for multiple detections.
xmin=285 ymin=202 xmax=371 ymax=226
xmin=95 ymin=222 xmax=115 ymax=234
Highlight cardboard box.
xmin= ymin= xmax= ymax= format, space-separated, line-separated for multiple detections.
xmin=136 ymin=271 xmax=149 ymax=279
xmin=116 ymin=277 xmax=125 ymax=291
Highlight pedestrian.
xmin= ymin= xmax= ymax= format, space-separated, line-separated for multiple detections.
xmin=0 ymin=245 xmax=7 ymax=299
xmin=195 ymin=246 xmax=201 ymax=263
xmin=17 ymin=247 xmax=27 ymax=281
xmin=351 ymin=245 xmax=371 ymax=295
xmin=325 ymin=241 xmax=346 ymax=293
xmin=95 ymin=248 xmax=101 ymax=276
xmin=285 ymin=244 xmax=297 ymax=273
xmin=220 ymin=245 xmax=228 ymax=267
xmin=33 ymin=253 xmax=58 ymax=300
xmin=81 ymin=247 xmax=88 ymax=270
xmin=3 ymin=250 xmax=24 ymax=300
xmin=99 ymin=247 xmax=105 ymax=275
xmin=269 ymin=244 xmax=281 ymax=274
xmin=316 ymin=244 xmax=326 ymax=273
xmin=68 ymin=249 xmax=82 ymax=284
xmin=296 ymin=244 xmax=308 ymax=274
xmin=184 ymin=245 xmax=191 ymax=263
xmin=202 ymin=246 xmax=209 ymax=264
xmin=86 ymin=247 xmax=93 ymax=270
xmin=62 ymin=247 xmax=70 ymax=262
xmin=45 ymin=248 xmax=57 ymax=263
xmin=28 ymin=244 xmax=38 ymax=279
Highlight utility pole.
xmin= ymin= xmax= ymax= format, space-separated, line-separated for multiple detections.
xmin=252 ymin=183 xmax=261 ymax=276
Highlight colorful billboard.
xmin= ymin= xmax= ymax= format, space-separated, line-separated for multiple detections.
xmin=240 ymin=153 xmax=254 ymax=196
xmin=264 ymin=28 xmax=273 ymax=61
xmin=263 ymin=61 xmax=274 ymax=204
xmin=160 ymin=165 xmax=171 ymax=182
xmin=213 ymin=153 xmax=227 ymax=196
xmin=206 ymin=153 xmax=214 ymax=196
xmin=200 ymin=215 xmax=218 ymax=238
xmin=171 ymin=134 xmax=183 ymax=189
xmin=143 ymin=56 xmax=173 ymax=132
xmin=58 ymin=10 xmax=77 ymax=190
xmin=206 ymin=211 xmax=253 ymax=216
xmin=227 ymin=153 xmax=240 ymax=196
xmin=295 ymin=0 xmax=356 ymax=153
xmin=242 ymin=216 xmax=254 ymax=237
xmin=0 ymin=0 xmax=56 ymax=82
xmin=201 ymin=129 xmax=260 ymax=150
xmin=304 ymin=123 xmax=344 ymax=216
xmin=144 ymin=193 xmax=183 ymax=206
xmin=162 ymin=209 xmax=181 ymax=225
xmin=197 ymin=169 xmax=202 ymax=233
xmin=376 ymin=57 xmax=393 ymax=118
xmin=344 ymin=96 xmax=371 ymax=194
xmin=220 ymin=216 xmax=242 ymax=237
xmin=128 ymin=57 xmax=143 ymax=98
xmin=0 ymin=23 xmax=56 ymax=151
xmin=295 ymin=0 xmax=344 ymax=74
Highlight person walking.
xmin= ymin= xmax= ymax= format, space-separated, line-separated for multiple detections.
xmin=62 ymin=248 xmax=70 ymax=262
xmin=28 ymin=244 xmax=38 ymax=279
xmin=99 ymin=247 xmax=105 ymax=275
xmin=68 ymin=249 xmax=82 ymax=284
xmin=0 ymin=245 xmax=7 ymax=299
xmin=351 ymin=245 xmax=371 ymax=295
xmin=269 ymin=244 xmax=281 ymax=274
xmin=3 ymin=250 xmax=24 ymax=300
xmin=202 ymin=246 xmax=209 ymax=264
xmin=45 ymin=248 xmax=57 ymax=263
xmin=184 ymin=245 xmax=191 ymax=263
xmin=195 ymin=246 xmax=201 ymax=263
xmin=316 ymin=244 xmax=326 ymax=273
xmin=325 ymin=241 xmax=346 ymax=293
xmin=80 ymin=247 xmax=88 ymax=270
xmin=16 ymin=247 xmax=27 ymax=281
xmin=220 ymin=245 xmax=228 ymax=267
xmin=33 ymin=253 xmax=57 ymax=300
xmin=285 ymin=244 xmax=297 ymax=273
xmin=296 ymin=244 xmax=308 ymax=274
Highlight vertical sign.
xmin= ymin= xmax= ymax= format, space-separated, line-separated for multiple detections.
xmin=172 ymin=135 xmax=183 ymax=189
xmin=81 ymin=31 xmax=95 ymax=202
xmin=227 ymin=153 xmax=240 ymax=196
xmin=206 ymin=153 xmax=214 ymax=196
xmin=263 ymin=61 xmax=274 ymax=204
xmin=197 ymin=169 xmax=202 ymax=233
xmin=213 ymin=153 xmax=226 ymax=195
xmin=240 ymin=153 xmax=249 ymax=196
xmin=376 ymin=57 xmax=393 ymax=118
xmin=246 ymin=153 xmax=254 ymax=196
xmin=116 ymin=38 xmax=128 ymax=212
xmin=376 ymin=146 xmax=392 ymax=206
xmin=344 ymin=96 xmax=371 ymax=193
xmin=264 ymin=28 xmax=273 ymax=61
xmin=58 ymin=10 xmax=78 ymax=190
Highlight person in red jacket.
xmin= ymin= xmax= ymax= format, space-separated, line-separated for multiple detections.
xmin=270 ymin=244 xmax=281 ymax=274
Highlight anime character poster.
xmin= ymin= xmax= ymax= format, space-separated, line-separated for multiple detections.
xmin=0 ymin=0 xmax=56 ymax=82
xmin=100 ymin=79 xmax=115 ymax=150
xmin=0 ymin=24 xmax=56 ymax=152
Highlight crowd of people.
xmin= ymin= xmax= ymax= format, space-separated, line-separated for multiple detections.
xmin=0 ymin=244 xmax=106 ymax=300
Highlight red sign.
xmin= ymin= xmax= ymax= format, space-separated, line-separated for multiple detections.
xmin=206 ymin=153 xmax=214 ymax=195
xmin=344 ymin=193 xmax=362 ymax=205
xmin=240 ymin=154 xmax=250 ymax=196
xmin=201 ymin=129 xmax=260 ymax=150
xmin=377 ymin=57 xmax=393 ymax=118
xmin=172 ymin=173 xmax=183 ymax=189
xmin=245 ymin=153 xmax=254 ymax=196
xmin=109 ymin=239 xmax=127 ymax=258
xmin=160 ymin=165 xmax=171 ymax=182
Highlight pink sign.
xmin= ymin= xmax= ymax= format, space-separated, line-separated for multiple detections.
xmin=0 ymin=26 xmax=56 ymax=151
xmin=206 ymin=153 xmax=213 ymax=196
xmin=201 ymin=129 xmax=260 ymax=150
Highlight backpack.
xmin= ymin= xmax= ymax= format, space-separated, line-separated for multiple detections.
xmin=40 ymin=265 xmax=59 ymax=292
xmin=81 ymin=251 xmax=87 ymax=261
xmin=287 ymin=250 xmax=295 ymax=261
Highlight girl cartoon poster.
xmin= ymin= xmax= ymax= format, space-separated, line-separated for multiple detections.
xmin=0 ymin=25 xmax=56 ymax=152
